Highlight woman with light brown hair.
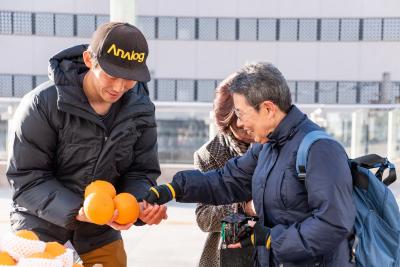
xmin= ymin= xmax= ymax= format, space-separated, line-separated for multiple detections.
xmin=194 ymin=73 xmax=255 ymax=267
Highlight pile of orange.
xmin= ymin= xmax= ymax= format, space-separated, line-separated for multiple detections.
xmin=0 ymin=251 xmax=16 ymax=266
xmin=83 ymin=180 xmax=140 ymax=225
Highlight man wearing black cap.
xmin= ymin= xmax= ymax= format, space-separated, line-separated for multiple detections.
xmin=6 ymin=22 xmax=166 ymax=267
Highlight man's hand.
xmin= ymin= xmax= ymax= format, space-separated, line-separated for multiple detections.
xmin=139 ymin=201 xmax=168 ymax=225
xmin=76 ymin=208 xmax=134 ymax=230
xmin=144 ymin=183 xmax=177 ymax=205
xmin=244 ymin=200 xmax=257 ymax=216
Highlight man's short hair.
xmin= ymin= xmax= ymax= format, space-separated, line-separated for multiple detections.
xmin=229 ymin=62 xmax=292 ymax=113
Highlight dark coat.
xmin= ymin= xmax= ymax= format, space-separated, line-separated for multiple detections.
xmin=6 ymin=45 xmax=160 ymax=254
xmin=173 ymin=106 xmax=356 ymax=266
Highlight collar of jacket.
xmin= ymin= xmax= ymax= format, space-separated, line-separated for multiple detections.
xmin=48 ymin=44 xmax=155 ymax=128
xmin=267 ymin=105 xmax=307 ymax=147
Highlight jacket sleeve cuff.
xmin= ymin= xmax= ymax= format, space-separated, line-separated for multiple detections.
xmin=254 ymin=222 xmax=271 ymax=248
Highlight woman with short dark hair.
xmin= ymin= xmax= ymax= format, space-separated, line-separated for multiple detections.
xmin=194 ymin=73 xmax=255 ymax=267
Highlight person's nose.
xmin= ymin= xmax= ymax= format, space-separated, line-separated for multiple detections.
xmin=112 ymin=79 xmax=126 ymax=93
xmin=236 ymin=116 xmax=244 ymax=128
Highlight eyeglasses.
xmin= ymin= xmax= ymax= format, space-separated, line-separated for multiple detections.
xmin=233 ymin=103 xmax=261 ymax=121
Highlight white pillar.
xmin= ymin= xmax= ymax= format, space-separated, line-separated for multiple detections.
xmin=351 ymin=109 xmax=367 ymax=158
xmin=387 ymin=109 xmax=400 ymax=161
xmin=110 ymin=0 xmax=136 ymax=25
xmin=209 ymin=111 xmax=216 ymax=141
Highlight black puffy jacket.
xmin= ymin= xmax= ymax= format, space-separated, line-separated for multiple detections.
xmin=6 ymin=45 xmax=160 ymax=254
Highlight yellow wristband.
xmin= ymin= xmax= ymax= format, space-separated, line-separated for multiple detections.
xmin=166 ymin=183 xmax=176 ymax=199
xmin=266 ymin=235 xmax=271 ymax=249
xmin=150 ymin=187 xmax=160 ymax=198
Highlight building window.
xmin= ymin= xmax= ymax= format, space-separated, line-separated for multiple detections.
xmin=383 ymin=18 xmax=400 ymax=41
xmin=287 ymin=81 xmax=297 ymax=101
xmin=0 ymin=75 xmax=12 ymax=97
xmin=340 ymin=19 xmax=360 ymax=41
xmin=35 ymin=13 xmax=54 ymax=36
xmin=0 ymin=11 xmax=12 ymax=34
xmin=363 ymin=18 xmax=382 ymax=41
xmin=14 ymin=75 xmax=33 ymax=97
xmin=320 ymin=19 xmax=339 ymax=41
xmin=218 ymin=18 xmax=236 ymax=41
xmin=359 ymin=82 xmax=380 ymax=104
xmin=158 ymin=17 xmax=176 ymax=39
xmin=258 ymin=19 xmax=276 ymax=41
xmin=296 ymin=81 xmax=315 ymax=103
xmin=177 ymin=17 xmax=195 ymax=40
xmin=338 ymin=82 xmax=357 ymax=104
xmin=239 ymin=18 xmax=257 ymax=41
xmin=55 ymin=14 xmax=74 ymax=37
xmin=137 ymin=16 xmax=155 ymax=39
xmin=77 ymin=15 xmax=95 ymax=37
xmin=318 ymin=82 xmax=337 ymax=104
xmin=176 ymin=80 xmax=195 ymax=101
xmin=13 ymin=12 xmax=32 ymax=35
xmin=157 ymin=79 xmax=176 ymax=101
xmin=279 ymin=19 xmax=298 ymax=41
xmin=147 ymin=79 xmax=155 ymax=100
xmin=96 ymin=15 xmax=109 ymax=29
xmin=299 ymin=19 xmax=317 ymax=41
xmin=198 ymin=18 xmax=217 ymax=40
xmin=35 ymin=75 xmax=48 ymax=87
xmin=197 ymin=80 xmax=216 ymax=102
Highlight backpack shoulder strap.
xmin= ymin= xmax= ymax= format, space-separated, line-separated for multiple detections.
xmin=296 ymin=130 xmax=336 ymax=181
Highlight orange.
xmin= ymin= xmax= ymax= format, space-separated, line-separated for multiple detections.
xmin=45 ymin=242 xmax=66 ymax=257
xmin=84 ymin=192 xmax=115 ymax=225
xmin=113 ymin=193 xmax=140 ymax=224
xmin=73 ymin=264 xmax=84 ymax=267
xmin=0 ymin=251 xmax=16 ymax=265
xmin=28 ymin=251 xmax=54 ymax=259
xmin=15 ymin=230 xmax=39 ymax=240
xmin=85 ymin=180 xmax=116 ymax=199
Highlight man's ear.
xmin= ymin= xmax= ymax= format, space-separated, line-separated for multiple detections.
xmin=260 ymin=101 xmax=276 ymax=116
xmin=83 ymin=51 xmax=93 ymax=69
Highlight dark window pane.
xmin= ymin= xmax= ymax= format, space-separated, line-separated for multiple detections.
xmin=158 ymin=17 xmax=176 ymax=39
xmin=199 ymin=18 xmax=216 ymax=40
xmin=177 ymin=17 xmax=195 ymax=40
xmin=258 ymin=19 xmax=276 ymax=41
xmin=279 ymin=19 xmax=297 ymax=41
xmin=321 ymin=19 xmax=339 ymax=41
xmin=35 ymin=13 xmax=54 ymax=36
xmin=359 ymin=82 xmax=380 ymax=104
xmin=239 ymin=18 xmax=257 ymax=41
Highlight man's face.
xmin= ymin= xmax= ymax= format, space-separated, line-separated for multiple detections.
xmin=91 ymin=65 xmax=137 ymax=103
xmin=232 ymin=93 xmax=272 ymax=144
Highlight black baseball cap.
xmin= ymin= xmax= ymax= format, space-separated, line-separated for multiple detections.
xmin=89 ymin=22 xmax=150 ymax=82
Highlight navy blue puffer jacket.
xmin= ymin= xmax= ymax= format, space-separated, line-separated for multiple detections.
xmin=173 ymin=105 xmax=356 ymax=266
